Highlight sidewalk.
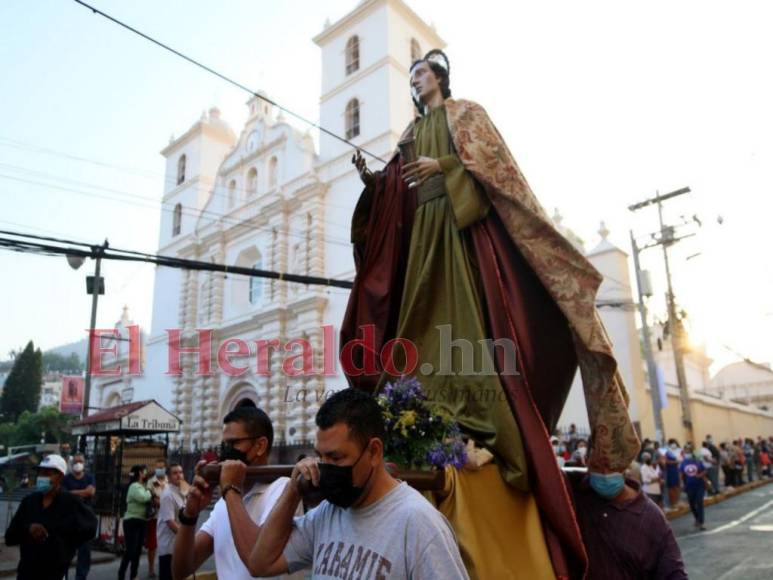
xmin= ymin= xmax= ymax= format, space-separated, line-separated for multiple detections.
xmin=0 ymin=543 xmax=117 ymax=577
xmin=665 ymin=476 xmax=773 ymax=520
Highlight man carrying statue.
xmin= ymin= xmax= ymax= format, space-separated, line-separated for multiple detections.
xmin=341 ymin=48 xmax=641 ymax=579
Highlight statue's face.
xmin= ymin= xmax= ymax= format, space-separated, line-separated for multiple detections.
xmin=410 ymin=61 xmax=440 ymax=104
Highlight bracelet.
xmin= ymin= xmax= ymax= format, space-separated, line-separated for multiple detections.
xmin=222 ymin=484 xmax=243 ymax=499
xmin=178 ymin=506 xmax=198 ymax=527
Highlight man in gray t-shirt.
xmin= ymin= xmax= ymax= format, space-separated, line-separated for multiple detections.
xmin=247 ymin=388 xmax=469 ymax=579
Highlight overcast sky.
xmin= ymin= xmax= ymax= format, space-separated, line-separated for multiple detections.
xmin=1 ymin=0 xmax=771 ymax=373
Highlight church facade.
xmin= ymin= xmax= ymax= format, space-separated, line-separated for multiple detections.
xmin=117 ymin=0 xmax=445 ymax=450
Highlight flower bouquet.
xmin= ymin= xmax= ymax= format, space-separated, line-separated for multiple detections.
xmin=378 ymin=376 xmax=468 ymax=471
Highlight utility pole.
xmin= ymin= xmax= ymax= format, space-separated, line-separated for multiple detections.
xmin=629 ymin=187 xmax=694 ymax=441
xmin=82 ymin=240 xmax=109 ymax=420
xmin=630 ymin=231 xmax=665 ymax=443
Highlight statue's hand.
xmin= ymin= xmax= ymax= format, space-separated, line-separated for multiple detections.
xmin=401 ymin=156 xmax=441 ymax=186
xmin=352 ymin=149 xmax=375 ymax=188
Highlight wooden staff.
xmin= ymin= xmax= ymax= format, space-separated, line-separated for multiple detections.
xmin=201 ymin=464 xmax=445 ymax=491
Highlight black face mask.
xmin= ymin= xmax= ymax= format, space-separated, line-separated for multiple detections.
xmin=317 ymin=442 xmax=374 ymax=509
xmin=218 ymin=441 xmax=249 ymax=463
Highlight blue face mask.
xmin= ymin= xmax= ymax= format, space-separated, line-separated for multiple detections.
xmin=589 ymin=472 xmax=625 ymax=499
xmin=36 ymin=476 xmax=53 ymax=493
xmin=155 ymin=468 xmax=166 ymax=478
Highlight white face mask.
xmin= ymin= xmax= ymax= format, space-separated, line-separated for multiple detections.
xmin=670 ymin=444 xmax=678 ymax=450
xmin=72 ymin=462 xmax=85 ymax=474
xmin=577 ymin=446 xmax=587 ymax=457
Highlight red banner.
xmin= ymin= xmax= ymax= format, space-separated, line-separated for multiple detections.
xmin=60 ymin=376 xmax=84 ymax=415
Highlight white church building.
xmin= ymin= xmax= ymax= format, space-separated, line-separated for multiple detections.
xmin=108 ymin=0 xmax=445 ymax=450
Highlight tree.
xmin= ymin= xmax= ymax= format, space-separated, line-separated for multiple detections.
xmin=42 ymin=351 xmax=84 ymax=373
xmin=0 ymin=407 xmax=74 ymax=448
xmin=0 ymin=341 xmax=42 ymax=422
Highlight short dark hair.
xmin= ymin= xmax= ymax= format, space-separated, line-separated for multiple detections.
xmin=316 ymin=388 xmax=385 ymax=446
xmin=166 ymin=462 xmax=182 ymax=475
xmin=223 ymin=406 xmax=274 ymax=450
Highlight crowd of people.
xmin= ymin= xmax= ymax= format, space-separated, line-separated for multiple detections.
xmin=553 ymin=425 xmax=773 ymax=532
xmin=6 ymin=407 xmax=773 ymax=579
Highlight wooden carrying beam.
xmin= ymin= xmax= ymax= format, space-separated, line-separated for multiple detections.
xmin=201 ymin=464 xmax=445 ymax=491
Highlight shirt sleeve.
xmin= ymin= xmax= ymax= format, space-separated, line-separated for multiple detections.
xmin=259 ymin=478 xmax=290 ymax=526
xmin=157 ymin=489 xmax=175 ymax=525
xmin=129 ymin=482 xmax=152 ymax=503
xmin=282 ymin=508 xmax=320 ymax=574
xmin=654 ymin=524 xmax=688 ymax=579
xmin=434 ymin=153 xmax=491 ymax=230
xmin=4 ymin=495 xmax=30 ymax=546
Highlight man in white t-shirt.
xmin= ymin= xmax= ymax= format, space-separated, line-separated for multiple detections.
xmin=247 ymin=388 xmax=469 ymax=579
xmin=172 ymin=404 xmax=301 ymax=580
xmin=157 ymin=463 xmax=185 ymax=580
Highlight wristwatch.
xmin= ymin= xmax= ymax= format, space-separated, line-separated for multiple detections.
xmin=178 ymin=507 xmax=198 ymax=527
xmin=222 ymin=484 xmax=243 ymax=499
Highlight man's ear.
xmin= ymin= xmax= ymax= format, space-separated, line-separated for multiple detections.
xmin=368 ymin=438 xmax=384 ymax=463
xmin=254 ymin=436 xmax=270 ymax=459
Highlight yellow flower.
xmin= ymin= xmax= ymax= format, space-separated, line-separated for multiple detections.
xmin=395 ymin=410 xmax=418 ymax=437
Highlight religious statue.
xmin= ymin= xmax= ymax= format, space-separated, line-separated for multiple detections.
xmin=341 ymin=49 xmax=639 ymax=579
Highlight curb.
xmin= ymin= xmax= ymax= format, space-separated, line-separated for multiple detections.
xmin=665 ymin=477 xmax=773 ymax=520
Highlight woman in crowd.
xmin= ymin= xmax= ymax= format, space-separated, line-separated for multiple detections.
xmin=570 ymin=439 xmax=589 ymax=466
xmin=641 ymin=452 xmax=663 ymax=508
xmin=119 ymin=464 xmax=152 ymax=580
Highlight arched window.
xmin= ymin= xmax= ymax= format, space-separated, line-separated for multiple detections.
xmin=228 ymin=179 xmax=236 ymax=207
xmin=246 ymin=167 xmax=258 ymax=196
xmin=345 ymin=35 xmax=359 ymax=75
xmin=172 ymin=203 xmax=182 ymax=236
xmin=249 ymin=259 xmax=263 ymax=305
xmin=411 ymin=38 xmax=422 ymax=62
xmin=268 ymin=156 xmax=278 ymax=189
xmin=345 ymin=99 xmax=360 ymax=140
xmin=177 ymin=154 xmax=186 ymax=185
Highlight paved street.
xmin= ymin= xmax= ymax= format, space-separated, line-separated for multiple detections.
xmin=675 ymin=483 xmax=773 ymax=578
xmin=5 ymin=484 xmax=770 ymax=579
xmin=79 ymin=552 xmax=215 ymax=580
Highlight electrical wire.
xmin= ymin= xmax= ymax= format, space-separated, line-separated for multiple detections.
xmin=71 ymin=0 xmax=386 ymax=164
xmin=0 ymin=172 xmax=355 ymax=248
xmin=0 ymin=230 xmax=356 ymax=289
xmin=0 ymin=136 xmax=373 ymax=219
xmin=0 ymin=154 xmax=358 ymax=238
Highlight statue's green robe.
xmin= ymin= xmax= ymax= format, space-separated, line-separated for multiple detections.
xmin=342 ymin=98 xmax=640 ymax=579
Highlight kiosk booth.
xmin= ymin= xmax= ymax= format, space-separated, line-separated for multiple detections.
xmin=71 ymin=399 xmax=181 ymax=550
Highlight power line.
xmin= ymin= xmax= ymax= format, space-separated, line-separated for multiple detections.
xmin=0 ymin=229 xmax=355 ymax=290
xmin=0 ymin=153 xmax=357 ymax=237
xmin=0 ymin=136 xmax=365 ymax=218
xmin=0 ymin=171 xmax=355 ymax=248
xmin=71 ymin=0 xmax=386 ymax=164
